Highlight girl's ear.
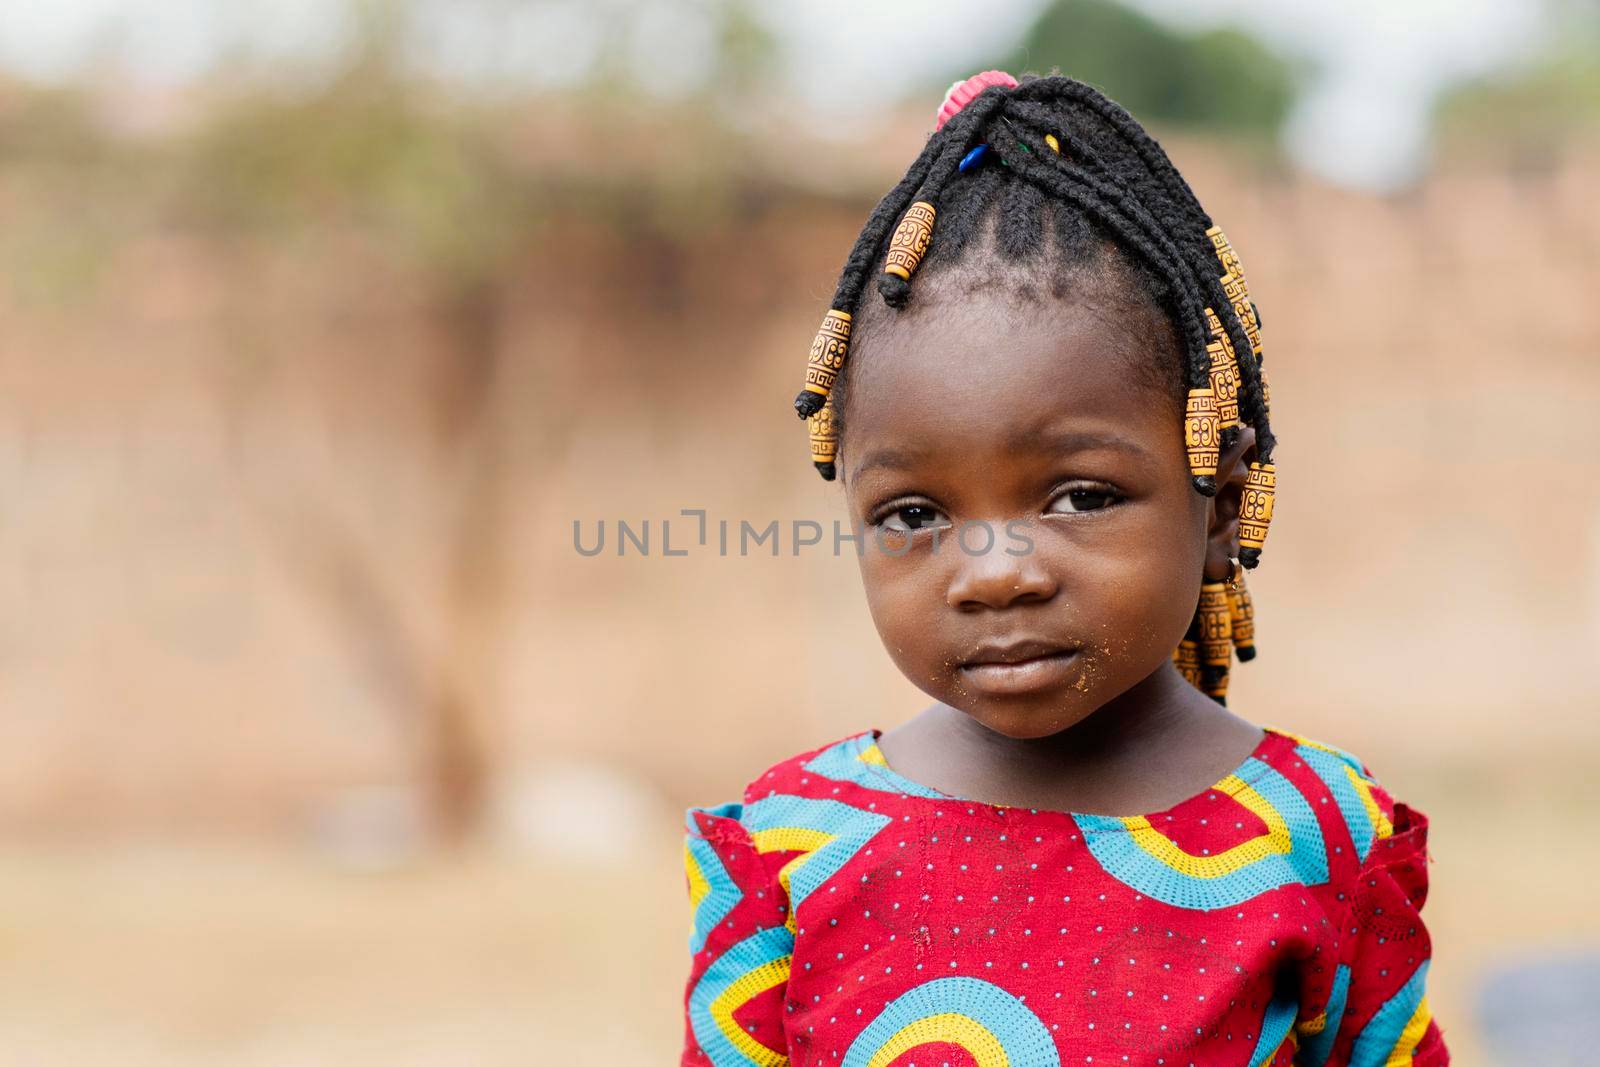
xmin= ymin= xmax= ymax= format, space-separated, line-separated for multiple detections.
xmin=1204 ymin=426 xmax=1257 ymax=582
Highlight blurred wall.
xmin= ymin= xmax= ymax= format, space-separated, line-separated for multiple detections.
xmin=4 ymin=98 xmax=1596 ymax=833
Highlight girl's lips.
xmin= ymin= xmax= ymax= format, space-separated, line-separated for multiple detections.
xmin=958 ymin=649 xmax=1080 ymax=695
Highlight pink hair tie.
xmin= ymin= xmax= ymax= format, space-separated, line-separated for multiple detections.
xmin=934 ymin=70 xmax=1018 ymax=131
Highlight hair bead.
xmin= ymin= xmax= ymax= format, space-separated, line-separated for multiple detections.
xmin=794 ymin=308 xmax=852 ymax=418
xmin=1204 ymin=307 xmax=1241 ymax=437
xmin=1184 ymin=387 xmax=1220 ymax=494
xmin=808 ymin=396 xmax=838 ymax=481
xmin=1221 ymin=270 xmax=1261 ymax=360
xmin=1237 ymin=461 xmax=1277 ymax=568
xmin=883 ymin=201 xmax=937 ymax=282
xmin=1203 ymin=660 xmax=1230 ymax=704
xmin=1198 ymin=582 xmax=1232 ymax=665
xmin=1208 ymin=225 xmax=1263 ymax=364
xmin=1172 ymin=637 xmax=1202 ymax=689
xmin=1225 ymin=563 xmax=1256 ymax=661
xmin=1197 ymin=580 xmax=1232 ymax=704
xmin=1206 ymin=226 xmax=1241 ymax=281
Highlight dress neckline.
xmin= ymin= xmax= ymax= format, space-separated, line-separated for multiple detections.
xmin=854 ymin=725 xmax=1281 ymax=822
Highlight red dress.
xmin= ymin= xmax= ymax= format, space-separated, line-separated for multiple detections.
xmin=680 ymin=726 xmax=1447 ymax=1066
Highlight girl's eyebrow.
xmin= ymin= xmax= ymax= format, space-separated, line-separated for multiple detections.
xmin=849 ymin=447 xmax=925 ymax=483
xmin=1010 ymin=427 xmax=1151 ymax=458
xmin=850 ymin=430 xmax=1146 ymax=484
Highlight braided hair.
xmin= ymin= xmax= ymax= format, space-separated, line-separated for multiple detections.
xmin=790 ymin=72 xmax=1279 ymax=703
xmin=792 ymin=72 xmax=1277 ymax=576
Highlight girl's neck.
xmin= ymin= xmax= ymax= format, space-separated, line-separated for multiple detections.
xmin=882 ymin=664 xmax=1263 ymax=815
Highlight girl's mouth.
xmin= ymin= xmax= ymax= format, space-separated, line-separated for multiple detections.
xmin=958 ymin=641 xmax=1080 ymax=696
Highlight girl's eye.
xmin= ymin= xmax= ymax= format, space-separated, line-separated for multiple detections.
xmin=879 ymin=504 xmax=950 ymax=532
xmin=1048 ymin=486 xmax=1121 ymax=514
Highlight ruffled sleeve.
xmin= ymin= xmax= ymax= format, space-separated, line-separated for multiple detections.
xmin=1298 ymin=781 xmax=1449 ymax=1066
xmin=680 ymin=802 xmax=794 ymax=1066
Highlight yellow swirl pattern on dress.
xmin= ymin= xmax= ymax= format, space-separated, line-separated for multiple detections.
xmin=1384 ymin=997 xmax=1432 ymax=1067
xmin=752 ymin=826 xmax=834 ymax=933
xmin=1346 ymin=765 xmax=1395 ymax=839
xmin=864 ymin=1013 xmax=1009 ymax=1067
xmin=685 ymin=841 xmax=711 ymax=914
xmin=1297 ymin=1010 xmax=1327 ymax=1036
xmin=1121 ymin=774 xmax=1290 ymax=878
xmin=710 ymin=954 xmax=793 ymax=1067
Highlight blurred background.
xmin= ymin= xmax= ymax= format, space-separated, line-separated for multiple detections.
xmin=2 ymin=0 xmax=1597 ymax=1062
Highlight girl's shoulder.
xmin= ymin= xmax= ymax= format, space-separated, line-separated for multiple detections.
xmin=685 ymin=727 xmax=885 ymax=830
xmin=681 ymin=728 xmax=889 ymax=924
xmin=1259 ymin=726 xmax=1400 ymax=815
xmin=738 ymin=727 xmax=887 ymax=804
xmin=1257 ymin=726 xmax=1431 ymax=876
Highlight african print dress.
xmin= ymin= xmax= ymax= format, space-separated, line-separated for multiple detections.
xmin=680 ymin=727 xmax=1446 ymax=1066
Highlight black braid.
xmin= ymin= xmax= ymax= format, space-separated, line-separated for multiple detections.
xmin=983 ymin=120 xmax=1210 ymax=398
xmin=924 ymin=162 xmax=1005 ymax=270
xmin=1014 ymin=77 xmax=1213 ymax=230
xmin=811 ymin=73 xmax=1281 ymax=491
xmin=989 ymin=116 xmax=1214 ymax=366
xmin=797 ymin=89 xmax=1021 ymax=420
xmin=792 ymin=136 xmax=939 ymax=419
xmin=876 ymin=89 xmax=1014 ymax=309
xmin=999 ymin=104 xmax=1277 ymax=462
xmin=1012 ymin=86 xmax=1279 ymax=462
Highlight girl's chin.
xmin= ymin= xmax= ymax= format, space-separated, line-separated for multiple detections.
xmin=955 ymin=700 xmax=1100 ymax=742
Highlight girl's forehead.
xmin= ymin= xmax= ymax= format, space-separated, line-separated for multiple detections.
xmin=848 ymin=289 xmax=1173 ymax=433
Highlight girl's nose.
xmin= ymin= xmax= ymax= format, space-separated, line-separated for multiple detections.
xmin=945 ymin=525 xmax=1058 ymax=611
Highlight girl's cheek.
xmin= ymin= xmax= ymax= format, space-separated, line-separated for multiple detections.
xmin=870 ymin=563 xmax=938 ymax=628
xmin=861 ymin=557 xmax=945 ymax=651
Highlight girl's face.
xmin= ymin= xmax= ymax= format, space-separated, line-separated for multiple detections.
xmin=842 ymin=284 xmax=1216 ymax=741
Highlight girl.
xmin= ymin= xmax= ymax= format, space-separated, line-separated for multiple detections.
xmin=680 ymin=72 xmax=1445 ymax=1067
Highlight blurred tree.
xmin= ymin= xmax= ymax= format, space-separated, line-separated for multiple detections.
xmin=561 ymin=0 xmax=776 ymax=110
xmin=186 ymin=0 xmax=531 ymax=849
xmin=186 ymin=0 xmax=779 ymax=848
xmin=998 ymin=0 xmax=1297 ymax=136
xmin=711 ymin=0 xmax=779 ymax=97
xmin=1434 ymin=4 xmax=1600 ymax=156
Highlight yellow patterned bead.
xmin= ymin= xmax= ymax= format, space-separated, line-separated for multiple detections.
xmin=1226 ymin=567 xmax=1256 ymax=660
xmin=1172 ymin=639 xmax=1202 ymax=689
xmin=1209 ymin=225 xmax=1263 ymax=362
xmin=808 ymin=398 xmax=837 ymax=465
xmin=803 ymin=309 xmax=851 ymax=398
xmin=1204 ymin=662 xmax=1230 ymax=703
xmin=1198 ymin=581 xmax=1232 ymax=668
xmin=1206 ymin=225 xmax=1248 ymax=297
xmin=1204 ymin=308 xmax=1241 ymax=433
xmin=1184 ymin=388 xmax=1219 ymax=479
xmin=1221 ymin=272 xmax=1262 ymax=360
xmin=1238 ymin=462 xmax=1277 ymax=559
xmin=883 ymin=201 xmax=936 ymax=281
